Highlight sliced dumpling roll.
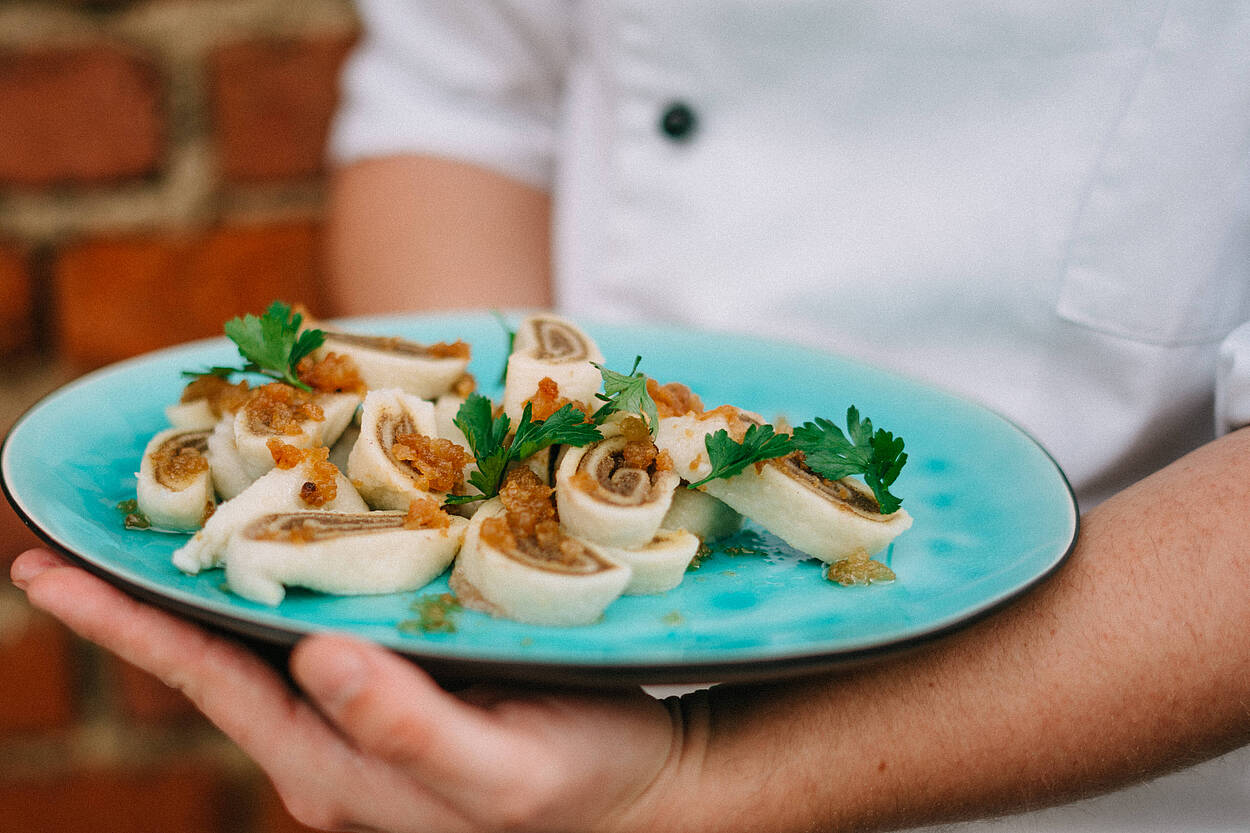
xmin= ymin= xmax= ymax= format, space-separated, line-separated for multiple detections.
xmin=233 ymin=384 xmax=360 ymax=481
xmin=225 ymin=507 xmax=467 ymax=606
xmin=314 ymin=330 xmax=471 ymax=399
xmin=554 ymin=429 xmax=679 ymax=549
xmin=451 ymin=499 xmax=629 ymax=626
xmin=166 ymin=375 xmax=250 ymax=431
xmin=136 ymin=428 xmax=215 ymax=531
xmin=661 ymin=488 xmax=743 ymax=542
xmin=656 ymin=410 xmax=912 ymax=563
xmin=348 ymin=388 xmax=470 ymax=509
xmin=206 ymin=415 xmax=252 ymax=500
xmin=502 ymin=314 xmax=604 ymax=422
xmin=593 ymin=528 xmax=700 ymax=595
xmin=172 ymin=445 xmax=367 ymax=575
xmin=449 ymin=469 xmax=630 ymax=626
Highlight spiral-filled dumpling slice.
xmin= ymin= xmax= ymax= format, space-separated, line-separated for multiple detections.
xmin=502 ymin=314 xmax=604 ymax=422
xmin=224 ymin=509 xmax=467 ymax=606
xmin=314 ymin=330 xmax=471 ymax=399
xmin=206 ymin=416 xmax=252 ymax=500
xmin=136 ymin=428 xmax=215 ymax=531
xmin=233 ymin=385 xmax=360 ymax=481
xmin=172 ymin=446 xmax=367 ymax=575
xmin=555 ymin=434 xmax=679 ymax=549
xmin=347 ymin=388 xmax=470 ymax=509
xmin=593 ymin=528 xmax=700 ymax=595
xmin=450 ymin=497 xmax=630 ymax=627
xmin=661 ymin=488 xmax=742 ymax=542
xmin=656 ymin=411 xmax=912 ymax=563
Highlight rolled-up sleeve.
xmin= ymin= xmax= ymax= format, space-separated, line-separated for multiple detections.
xmin=1216 ymin=321 xmax=1250 ymax=435
xmin=329 ymin=0 xmax=572 ymax=188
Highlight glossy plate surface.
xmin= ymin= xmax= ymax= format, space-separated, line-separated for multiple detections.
xmin=2 ymin=313 xmax=1077 ymax=685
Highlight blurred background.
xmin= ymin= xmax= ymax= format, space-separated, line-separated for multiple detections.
xmin=0 ymin=1 xmax=360 ymax=830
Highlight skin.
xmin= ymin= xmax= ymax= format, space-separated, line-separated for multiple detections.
xmin=12 ymin=156 xmax=1250 ymax=831
xmin=326 ymin=156 xmax=553 ymax=315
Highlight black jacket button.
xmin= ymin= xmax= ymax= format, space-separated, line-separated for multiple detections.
xmin=660 ymin=102 xmax=697 ymax=141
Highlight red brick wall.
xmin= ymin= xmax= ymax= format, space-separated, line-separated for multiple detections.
xmin=0 ymin=2 xmax=357 ymax=830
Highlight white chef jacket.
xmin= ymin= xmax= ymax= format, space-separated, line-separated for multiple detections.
xmin=330 ymin=2 xmax=1250 ymax=830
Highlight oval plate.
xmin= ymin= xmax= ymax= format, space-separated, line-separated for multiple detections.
xmin=2 ymin=313 xmax=1077 ymax=685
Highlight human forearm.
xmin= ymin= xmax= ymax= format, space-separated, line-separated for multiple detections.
xmin=325 ymin=155 xmax=553 ymax=316
xmin=670 ymin=428 xmax=1250 ymax=832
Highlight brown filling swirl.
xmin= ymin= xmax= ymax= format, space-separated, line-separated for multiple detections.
xmin=480 ymin=468 xmax=611 ymax=574
xmin=151 ymin=431 xmax=210 ymax=490
xmin=576 ymin=436 xmax=659 ymax=507
xmin=376 ymin=411 xmax=468 ymax=493
xmin=242 ymin=511 xmax=406 ymax=543
xmin=528 ymin=318 xmax=588 ymax=362
xmin=323 ymin=331 xmax=470 ymax=360
xmin=774 ymin=455 xmax=886 ymax=519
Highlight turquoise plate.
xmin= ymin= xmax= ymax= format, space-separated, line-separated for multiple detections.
xmin=2 ymin=313 xmax=1077 ymax=685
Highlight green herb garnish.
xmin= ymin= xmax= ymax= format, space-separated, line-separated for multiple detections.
xmin=399 ymin=593 xmax=462 ymax=634
xmin=186 ymin=301 xmax=324 ymax=391
xmin=791 ymin=406 xmax=907 ymax=514
xmin=687 ymin=422 xmax=795 ymax=489
xmin=591 ymin=356 xmax=659 ymax=435
xmin=445 ymin=393 xmax=603 ymax=504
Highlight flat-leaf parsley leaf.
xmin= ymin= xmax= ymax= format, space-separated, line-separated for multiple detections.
xmin=592 ymin=356 xmax=659 ymax=434
xmin=687 ymin=422 xmax=795 ymax=489
xmin=186 ymin=301 xmax=324 ymax=391
xmin=791 ymin=406 xmax=907 ymax=514
xmin=447 ymin=394 xmax=603 ymax=504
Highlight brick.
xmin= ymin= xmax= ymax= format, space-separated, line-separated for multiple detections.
xmin=0 ymin=243 xmax=36 ymax=356
xmin=53 ymin=222 xmax=325 ymax=367
xmin=0 ymin=604 xmax=77 ymax=732
xmin=210 ymin=34 xmax=357 ymax=182
xmin=0 ymin=46 xmax=164 ymax=187
xmin=0 ymin=765 xmax=227 ymax=833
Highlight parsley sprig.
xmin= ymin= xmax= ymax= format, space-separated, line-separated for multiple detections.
xmin=187 ymin=301 xmax=324 ymax=391
xmin=791 ymin=407 xmax=908 ymax=514
xmin=687 ymin=422 xmax=794 ymax=489
xmin=592 ymin=356 xmax=659 ymax=435
xmin=688 ymin=406 xmax=908 ymax=514
xmin=446 ymin=393 xmax=603 ymax=504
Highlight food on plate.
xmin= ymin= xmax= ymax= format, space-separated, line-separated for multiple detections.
xmin=346 ymin=388 xmax=470 ymax=509
xmin=313 ymin=329 xmax=472 ymax=399
xmin=449 ymin=473 xmax=631 ymax=625
xmin=225 ymin=502 xmax=467 ymax=606
xmin=593 ymin=527 xmax=702 ymax=595
xmin=131 ymin=301 xmax=912 ymax=624
xmin=502 ymin=313 xmax=604 ymax=422
xmin=135 ymin=428 xmax=215 ymax=531
xmin=661 ymin=488 xmax=742 ymax=542
xmin=554 ymin=417 xmax=680 ymax=549
xmin=172 ymin=441 xmax=367 ymax=575
xmin=655 ymin=408 xmax=912 ymax=564
xmin=231 ymin=385 xmax=360 ymax=481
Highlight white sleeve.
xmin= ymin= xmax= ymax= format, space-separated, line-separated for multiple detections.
xmin=328 ymin=0 xmax=572 ymax=188
xmin=1216 ymin=321 xmax=1250 ymax=435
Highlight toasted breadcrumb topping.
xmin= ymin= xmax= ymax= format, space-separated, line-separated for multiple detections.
xmin=297 ymin=351 xmax=366 ymax=393
xmin=391 ymin=432 xmax=470 ymax=494
xmin=246 ymin=383 xmax=323 ymax=435
xmin=266 ymin=440 xmax=339 ymax=506
xmin=180 ymin=374 xmax=251 ymax=416
xmin=403 ymin=496 xmax=452 ymax=530
xmin=525 ymin=376 xmax=592 ymax=421
xmin=647 ymin=379 xmax=703 ymax=418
